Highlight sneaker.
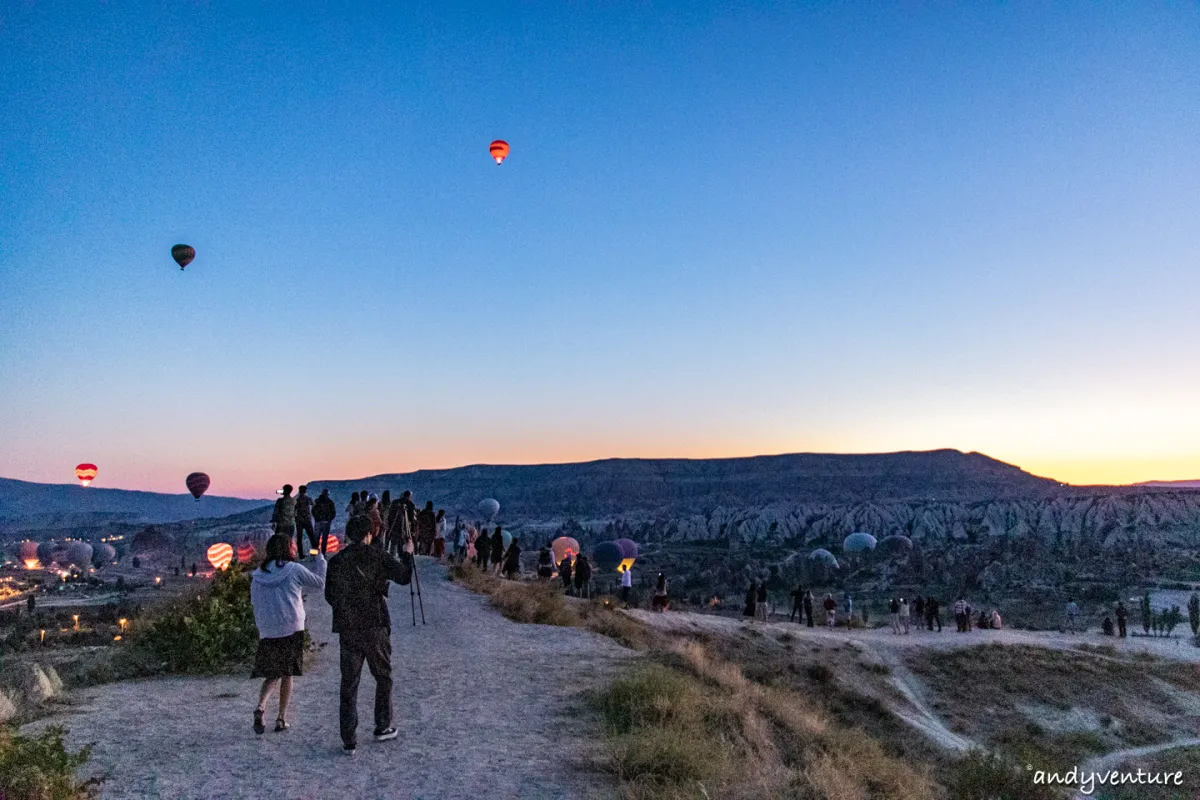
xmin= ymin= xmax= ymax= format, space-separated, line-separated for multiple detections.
xmin=343 ymin=744 xmax=356 ymax=755
xmin=373 ymin=727 xmax=399 ymax=742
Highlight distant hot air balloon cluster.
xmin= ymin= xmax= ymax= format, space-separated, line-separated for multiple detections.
xmin=75 ymin=463 xmax=98 ymax=487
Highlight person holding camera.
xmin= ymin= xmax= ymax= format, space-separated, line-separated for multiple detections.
xmin=324 ymin=514 xmax=413 ymax=755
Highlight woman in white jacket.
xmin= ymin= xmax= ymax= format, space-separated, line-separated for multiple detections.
xmin=249 ymin=533 xmax=327 ymax=735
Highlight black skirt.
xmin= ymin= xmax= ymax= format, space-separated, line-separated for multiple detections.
xmin=251 ymin=631 xmax=305 ymax=679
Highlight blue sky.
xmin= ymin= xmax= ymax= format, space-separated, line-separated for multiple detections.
xmin=1 ymin=2 xmax=1198 ymax=496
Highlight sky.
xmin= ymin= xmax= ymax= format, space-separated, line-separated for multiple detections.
xmin=1 ymin=2 xmax=1198 ymax=498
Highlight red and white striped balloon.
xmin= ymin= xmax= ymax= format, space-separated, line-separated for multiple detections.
xmin=325 ymin=534 xmax=340 ymax=555
xmin=75 ymin=463 xmax=98 ymax=487
xmin=206 ymin=542 xmax=233 ymax=570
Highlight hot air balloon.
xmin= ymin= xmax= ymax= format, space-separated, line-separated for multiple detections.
xmin=478 ymin=498 xmax=500 ymax=521
xmin=489 ymin=140 xmax=509 ymax=165
xmin=15 ymin=541 xmax=40 ymax=567
xmin=131 ymin=528 xmax=173 ymax=563
xmin=207 ymin=542 xmax=234 ymax=571
xmin=880 ymin=535 xmax=913 ymax=556
xmin=185 ymin=472 xmax=210 ymax=500
xmin=842 ymin=532 xmax=878 ymax=554
xmin=614 ymin=538 xmax=639 ymax=572
xmin=91 ymin=542 xmax=117 ymax=567
xmin=807 ymin=549 xmax=839 ymax=569
xmin=36 ymin=542 xmax=56 ymax=567
xmin=171 ymin=244 xmax=195 ymax=270
xmin=75 ymin=463 xmax=98 ymax=487
xmin=550 ymin=536 xmax=580 ymax=565
xmin=325 ymin=534 xmax=341 ymax=555
xmin=499 ymin=529 xmax=513 ymax=550
xmin=592 ymin=541 xmax=624 ymax=573
xmin=65 ymin=542 xmax=93 ymax=570
xmin=236 ymin=541 xmax=256 ymax=564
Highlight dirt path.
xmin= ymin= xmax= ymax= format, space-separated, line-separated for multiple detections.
xmin=29 ymin=558 xmax=633 ymax=800
xmin=1083 ymin=737 xmax=1200 ymax=774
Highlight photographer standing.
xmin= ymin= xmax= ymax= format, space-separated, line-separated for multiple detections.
xmin=313 ymin=488 xmax=337 ymax=555
xmin=272 ymin=484 xmax=297 ymax=540
xmin=325 ymin=514 xmax=413 ymax=755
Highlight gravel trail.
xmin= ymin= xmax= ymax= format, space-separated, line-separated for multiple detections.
xmin=32 ymin=558 xmax=633 ymax=800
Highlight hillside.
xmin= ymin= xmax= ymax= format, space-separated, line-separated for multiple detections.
xmin=311 ymin=449 xmax=1064 ymax=518
xmin=0 ymin=477 xmax=270 ymax=534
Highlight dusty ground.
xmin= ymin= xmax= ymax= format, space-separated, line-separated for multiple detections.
xmin=28 ymin=558 xmax=633 ymax=800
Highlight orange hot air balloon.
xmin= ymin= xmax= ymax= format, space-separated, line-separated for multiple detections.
xmin=206 ymin=543 xmax=233 ymax=570
xmin=172 ymin=244 xmax=195 ymax=270
xmin=325 ymin=534 xmax=340 ymax=555
xmin=489 ymin=140 xmax=509 ymax=165
xmin=75 ymin=464 xmax=98 ymax=487
xmin=236 ymin=541 xmax=256 ymax=564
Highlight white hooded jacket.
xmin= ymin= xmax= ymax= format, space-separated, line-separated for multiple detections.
xmin=250 ymin=557 xmax=327 ymax=640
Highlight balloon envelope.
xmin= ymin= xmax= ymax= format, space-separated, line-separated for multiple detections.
xmin=36 ymin=542 xmax=56 ymax=566
xmin=592 ymin=541 xmax=624 ymax=573
xmin=171 ymin=244 xmax=195 ymax=270
xmin=808 ymin=548 xmax=839 ymax=569
xmin=489 ymin=140 xmax=509 ymax=164
xmin=16 ymin=541 xmax=39 ymax=564
xmin=500 ymin=529 xmax=513 ymax=549
xmin=75 ymin=463 xmax=98 ymax=487
xmin=235 ymin=541 xmax=256 ymax=564
xmin=880 ymin=535 xmax=913 ymax=555
xmin=551 ymin=536 xmax=580 ymax=564
xmin=478 ymin=498 xmax=500 ymax=521
xmin=186 ymin=472 xmax=210 ymax=500
xmin=65 ymin=542 xmax=93 ymax=569
xmin=325 ymin=534 xmax=341 ymax=555
xmin=842 ymin=532 xmax=878 ymax=553
xmin=207 ymin=542 xmax=234 ymax=570
xmin=91 ymin=542 xmax=116 ymax=566
xmin=131 ymin=528 xmax=173 ymax=561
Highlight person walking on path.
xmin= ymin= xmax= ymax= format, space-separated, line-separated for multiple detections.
xmin=502 ymin=537 xmax=521 ymax=579
xmin=926 ymin=595 xmax=942 ymax=632
xmin=492 ymin=528 xmax=508 ymax=575
xmin=823 ymin=594 xmax=837 ymax=629
xmin=619 ymin=563 xmax=633 ymax=607
xmin=1065 ymin=598 xmax=1080 ymax=634
xmin=803 ymin=590 xmax=815 ymax=627
xmin=913 ymin=595 xmax=924 ymax=628
xmin=756 ymin=582 xmax=769 ymax=621
xmin=250 ymin=533 xmax=327 ymax=735
xmin=293 ymin=485 xmax=316 ymax=556
xmin=953 ymin=596 xmax=968 ymax=633
xmin=272 ymin=484 xmax=297 ymax=540
xmin=416 ymin=501 xmax=436 ymax=556
xmin=652 ymin=572 xmax=669 ymax=611
xmin=313 ymin=489 xmax=337 ymax=555
xmin=573 ymin=554 xmax=592 ymax=599
xmin=890 ymin=597 xmax=901 ymax=634
xmin=433 ymin=510 xmax=447 ymax=560
xmin=476 ymin=528 xmax=491 ymax=571
xmin=843 ymin=593 xmax=853 ymax=625
xmin=743 ymin=581 xmax=757 ymax=622
xmin=789 ymin=584 xmax=804 ymax=623
xmin=1116 ymin=600 xmax=1129 ymax=638
xmin=324 ymin=515 xmax=412 ymax=755
xmin=899 ymin=598 xmax=911 ymax=634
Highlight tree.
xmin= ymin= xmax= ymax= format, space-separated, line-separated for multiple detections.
xmin=1163 ymin=606 xmax=1183 ymax=637
xmin=1141 ymin=592 xmax=1152 ymax=635
xmin=1188 ymin=593 xmax=1199 ymax=636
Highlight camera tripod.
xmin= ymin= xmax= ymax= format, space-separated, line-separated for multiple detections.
xmin=408 ymin=536 xmax=426 ymax=626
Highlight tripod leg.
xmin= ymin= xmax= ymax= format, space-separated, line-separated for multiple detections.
xmin=413 ymin=556 xmax=426 ymax=625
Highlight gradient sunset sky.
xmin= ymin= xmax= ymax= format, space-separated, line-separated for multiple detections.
xmin=2 ymin=3 xmax=1197 ymax=498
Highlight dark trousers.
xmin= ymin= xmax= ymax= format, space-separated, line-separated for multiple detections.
xmin=927 ymin=612 xmax=942 ymax=632
xmin=275 ymin=523 xmax=296 ymax=540
xmin=296 ymin=517 xmax=316 ymax=554
xmin=955 ymin=613 xmax=967 ymax=632
xmin=338 ymin=627 xmax=393 ymax=747
xmin=790 ymin=605 xmax=800 ymax=622
xmin=316 ymin=520 xmax=332 ymax=553
xmin=620 ymin=586 xmax=631 ymax=604
xmin=1118 ymin=618 xmax=1127 ymax=638
xmin=804 ymin=606 xmax=814 ymax=627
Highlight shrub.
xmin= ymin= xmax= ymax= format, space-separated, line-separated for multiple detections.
xmin=122 ymin=566 xmax=257 ymax=675
xmin=945 ymin=750 xmax=1059 ymax=800
xmin=0 ymin=725 xmax=101 ymax=800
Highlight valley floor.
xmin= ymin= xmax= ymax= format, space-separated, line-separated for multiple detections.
xmin=26 ymin=558 xmax=633 ymax=800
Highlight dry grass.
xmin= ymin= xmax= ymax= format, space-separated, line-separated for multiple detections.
xmin=455 ymin=565 xmax=938 ymax=799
